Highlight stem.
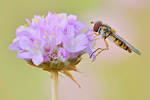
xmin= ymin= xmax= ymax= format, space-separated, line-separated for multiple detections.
xmin=51 ymin=71 xmax=58 ymax=100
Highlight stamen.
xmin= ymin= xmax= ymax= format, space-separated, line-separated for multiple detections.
xmin=44 ymin=30 xmax=46 ymax=34
xmin=72 ymin=41 xmax=74 ymax=45
xmin=58 ymin=14 xmax=63 ymax=19
xmin=27 ymin=22 xmax=30 ymax=26
xmin=38 ymin=17 xmax=41 ymax=19
xmin=34 ymin=44 xmax=38 ymax=47
xmin=65 ymin=16 xmax=68 ymax=19
xmin=93 ymin=43 xmax=96 ymax=47
xmin=49 ymin=36 xmax=51 ymax=40
xmin=34 ymin=19 xmax=36 ymax=22
xmin=46 ymin=19 xmax=48 ymax=26
xmin=26 ymin=19 xmax=31 ymax=26
xmin=77 ymin=41 xmax=78 ymax=44
xmin=35 ymin=19 xmax=37 ymax=23
xmin=42 ymin=15 xmax=45 ymax=18
xmin=46 ymin=19 xmax=48 ymax=23
xmin=21 ymin=27 xmax=24 ymax=31
xmin=27 ymin=41 xmax=29 ymax=43
xmin=27 ymin=47 xmax=30 ymax=50
xmin=51 ymin=32 xmax=55 ymax=37
xmin=68 ymin=33 xmax=75 ymax=39
xmin=44 ymin=35 xmax=46 ymax=39
xmin=21 ymin=24 xmax=27 ymax=31
xmin=24 ymin=24 xmax=26 ymax=29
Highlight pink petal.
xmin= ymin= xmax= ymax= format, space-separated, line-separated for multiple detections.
xmin=17 ymin=52 xmax=33 ymax=58
xmin=32 ymin=54 xmax=43 ymax=66
xmin=9 ymin=43 xmax=19 ymax=51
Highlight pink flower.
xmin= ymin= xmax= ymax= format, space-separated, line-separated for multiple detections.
xmin=9 ymin=12 xmax=96 ymax=66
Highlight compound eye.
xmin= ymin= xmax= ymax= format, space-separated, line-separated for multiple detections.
xmin=93 ymin=21 xmax=102 ymax=32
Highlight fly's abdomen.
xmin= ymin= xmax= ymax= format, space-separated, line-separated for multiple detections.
xmin=109 ymin=35 xmax=132 ymax=53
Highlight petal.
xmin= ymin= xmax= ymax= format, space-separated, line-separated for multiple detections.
xmin=17 ymin=52 xmax=33 ymax=58
xmin=68 ymin=15 xmax=77 ymax=25
xmin=32 ymin=53 xmax=43 ymax=66
xmin=69 ymin=52 xmax=80 ymax=59
xmin=26 ymin=19 xmax=32 ymax=26
xmin=16 ymin=30 xmax=31 ymax=37
xmin=43 ymin=55 xmax=49 ymax=62
xmin=58 ymin=48 xmax=69 ymax=58
xmin=13 ymin=37 xmax=20 ymax=43
xmin=48 ymin=12 xmax=51 ymax=16
xmin=85 ymin=47 xmax=96 ymax=61
xmin=56 ymin=31 xmax=64 ymax=45
xmin=59 ymin=13 xmax=67 ymax=18
xmin=9 ymin=43 xmax=19 ymax=51
xmin=75 ymin=21 xmax=86 ymax=31
xmin=75 ymin=34 xmax=88 ymax=48
xmin=16 ymin=25 xmax=24 ymax=34
xmin=59 ymin=18 xmax=67 ymax=31
xmin=19 ymin=37 xmax=31 ymax=50
xmin=85 ymin=28 xmax=92 ymax=35
xmin=63 ymin=38 xmax=75 ymax=52
xmin=92 ymin=54 xmax=96 ymax=61
xmin=68 ymin=15 xmax=77 ymax=21
xmin=73 ymin=46 xmax=87 ymax=52
xmin=67 ymin=25 xmax=75 ymax=39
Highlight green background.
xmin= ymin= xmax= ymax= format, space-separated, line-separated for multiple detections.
xmin=1 ymin=0 xmax=150 ymax=100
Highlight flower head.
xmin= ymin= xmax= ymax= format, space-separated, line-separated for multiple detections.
xmin=9 ymin=12 xmax=96 ymax=87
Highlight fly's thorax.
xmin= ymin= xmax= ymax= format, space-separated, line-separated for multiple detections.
xmin=99 ymin=26 xmax=112 ymax=39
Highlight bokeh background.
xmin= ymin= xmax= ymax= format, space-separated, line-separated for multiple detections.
xmin=1 ymin=0 xmax=150 ymax=100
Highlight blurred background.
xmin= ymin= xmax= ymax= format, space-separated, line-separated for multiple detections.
xmin=1 ymin=0 xmax=150 ymax=100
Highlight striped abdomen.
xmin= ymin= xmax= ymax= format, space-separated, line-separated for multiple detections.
xmin=108 ymin=34 xmax=132 ymax=53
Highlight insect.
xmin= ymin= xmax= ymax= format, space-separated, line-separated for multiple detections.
xmin=90 ymin=21 xmax=141 ymax=58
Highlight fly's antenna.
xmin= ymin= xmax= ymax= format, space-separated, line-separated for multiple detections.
xmin=91 ymin=21 xmax=94 ymax=24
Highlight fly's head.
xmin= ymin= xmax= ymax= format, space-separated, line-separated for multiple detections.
xmin=92 ymin=21 xmax=102 ymax=33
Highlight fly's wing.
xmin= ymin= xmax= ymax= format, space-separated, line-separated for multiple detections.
xmin=112 ymin=33 xmax=141 ymax=55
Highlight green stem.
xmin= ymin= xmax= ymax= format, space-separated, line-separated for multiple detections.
xmin=51 ymin=71 xmax=58 ymax=100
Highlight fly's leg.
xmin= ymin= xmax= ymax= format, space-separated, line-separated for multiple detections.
xmin=90 ymin=39 xmax=109 ymax=58
xmin=89 ymin=37 xmax=103 ymax=41
xmin=87 ymin=31 xmax=99 ymax=37
xmin=90 ymin=48 xmax=104 ymax=58
xmin=96 ymin=39 xmax=109 ymax=56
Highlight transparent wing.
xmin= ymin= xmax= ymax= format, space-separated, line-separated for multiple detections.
xmin=112 ymin=33 xmax=141 ymax=55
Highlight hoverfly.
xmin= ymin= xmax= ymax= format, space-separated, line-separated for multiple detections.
xmin=90 ymin=21 xmax=141 ymax=58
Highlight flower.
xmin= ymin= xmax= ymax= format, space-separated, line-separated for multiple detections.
xmin=9 ymin=12 xmax=96 ymax=87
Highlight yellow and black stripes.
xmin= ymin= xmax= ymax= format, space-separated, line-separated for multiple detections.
xmin=109 ymin=35 xmax=132 ymax=53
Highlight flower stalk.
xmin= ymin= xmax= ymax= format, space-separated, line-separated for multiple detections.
xmin=51 ymin=71 xmax=58 ymax=100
